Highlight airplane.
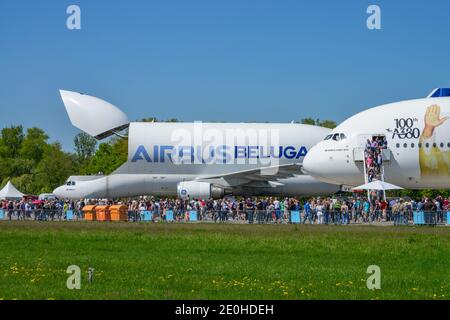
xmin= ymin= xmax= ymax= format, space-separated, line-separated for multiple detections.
xmin=53 ymin=90 xmax=339 ymax=199
xmin=303 ymin=88 xmax=450 ymax=190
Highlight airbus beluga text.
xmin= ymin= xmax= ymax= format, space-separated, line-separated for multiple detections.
xmin=303 ymin=88 xmax=450 ymax=189
xmin=53 ymin=90 xmax=339 ymax=199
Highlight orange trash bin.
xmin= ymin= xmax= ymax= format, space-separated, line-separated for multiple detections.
xmin=110 ymin=205 xmax=128 ymax=221
xmin=96 ymin=205 xmax=111 ymax=221
xmin=82 ymin=205 xmax=97 ymax=221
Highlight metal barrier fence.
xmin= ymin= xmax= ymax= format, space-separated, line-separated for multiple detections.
xmin=0 ymin=209 xmax=68 ymax=221
xmin=0 ymin=208 xmax=449 ymax=225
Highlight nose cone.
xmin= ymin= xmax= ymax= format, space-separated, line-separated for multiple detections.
xmin=303 ymin=145 xmax=321 ymax=177
xmin=303 ymin=144 xmax=341 ymax=185
xmin=53 ymin=186 xmax=65 ymax=199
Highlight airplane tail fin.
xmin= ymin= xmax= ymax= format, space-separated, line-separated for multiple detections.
xmin=59 ymin=90 xmax=130 ymax=139
xmin=427 ymin=88 xmax=450 ymax=98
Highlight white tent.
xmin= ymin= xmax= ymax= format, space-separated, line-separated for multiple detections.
xmin=0 ymin=181 xmax=25 ymax=200
xmin=352 ymin=180 xmax=403 ymax=191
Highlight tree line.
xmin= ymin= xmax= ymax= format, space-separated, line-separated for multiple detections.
xmin=0 ymin=118 xmax=448 ymax=198
xmin=0 ymin=125 xmax=127 ymax=195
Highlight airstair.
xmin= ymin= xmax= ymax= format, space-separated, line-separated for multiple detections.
xmin=353 ymin=134 xmax=391 ymax=200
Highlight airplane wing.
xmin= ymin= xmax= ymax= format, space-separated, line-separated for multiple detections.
xmin=197 ymin=163 xmax=303 ymax=188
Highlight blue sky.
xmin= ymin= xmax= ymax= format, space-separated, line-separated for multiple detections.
xmin=1 ymin=0 xmax=449 ymax=151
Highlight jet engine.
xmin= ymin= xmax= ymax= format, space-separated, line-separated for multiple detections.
xmin=177 ymin=181 xmax=225 ymax=199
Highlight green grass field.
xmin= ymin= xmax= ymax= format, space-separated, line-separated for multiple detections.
xmin=0 ymin=221 xmax=449 ymax=300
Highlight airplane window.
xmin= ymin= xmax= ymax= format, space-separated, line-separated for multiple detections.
xmin=332 ymin=133 xmax=341 ymax=141
xmin=411 ymin=143 xmax=415 ymax=148
xmin=66 ymin=182 xmax=71 ymax=186
xmin=448 ymin=143 xmax=450 ymax=148
xmin=403 ymin=143 xmax=407 ymax=148
xmin=433 ymin=143 xmax=437 ymax=148
xmin=340 ymin=133 xmax=346 ymax=140
xmin=418 ymin=143 xmax=422 ymax=148
xmin=440 ymin=142 xmax=444 ymax=148
xmin=425 ymin=143 xmax=430 ymax=148
xmin=396 ymin=143 xmax=400 ymax=148
xmin=71 ymin=181 xmax=76 ymax=186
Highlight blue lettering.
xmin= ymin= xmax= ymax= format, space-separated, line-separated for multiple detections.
xmin=270 ymin=146 xmax=282 ymax=158
xmin=131 ymin=145 xmax=152 ymax=162
xmin=179 ymin=146 xmax=194 ymax=163
xmin=195 ymin=145 xmax=203 ymax=163
xmin=284 ymin=146 xmax=297 ymax=159
xmin=248 ymin=146 xmax=258 ymax=158
xmin=296 ymin=146 xmax=308 ymax=158
xmin=153 ymin=145 xmax=159 ymax=162
xmin=159 ymin=145 xmax=173 ymax=163
xmin=132 ymin=145 xmax=308 ymax=163
xmin=235 ymin=146 xmax=247 ymax=158
xmin=202 ymin=146 xmax=216 ymax=164
xmin=259 ymin=146 xmax=271 ymax=158
xmin=217 ymin=145 xmax=231 ymax=164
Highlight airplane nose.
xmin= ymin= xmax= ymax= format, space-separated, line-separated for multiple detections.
xmin=303 ymin=143 xmax=350 ymax=186
xmin=303 ymin=145 xmax=322 ymax=177
xmin=53 ymin=186 xmax=64 ymax=199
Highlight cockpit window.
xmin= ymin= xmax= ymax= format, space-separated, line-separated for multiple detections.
xmin=66 ymin=181 xmax=76 ymax=186
xmin=325 ymin=133 xmax=346 ymax=141
xmin=332 ymin=133 xmax=341 ymax=141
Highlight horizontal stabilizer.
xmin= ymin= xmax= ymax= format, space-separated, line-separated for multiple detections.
xmin=59 ymin=90 xmax=129 ymax=139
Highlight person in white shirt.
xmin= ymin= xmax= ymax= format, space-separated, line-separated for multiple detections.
xmin=316 ymin=201 xmax=324 ymax=224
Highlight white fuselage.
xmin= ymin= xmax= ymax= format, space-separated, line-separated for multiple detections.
xmin=303 ymin=97 xmax=450 ymax=189
xmin=54 ymin=122 xmax=340 ymax=199
xmin=55 ymin=173 xmax=338 ymax=199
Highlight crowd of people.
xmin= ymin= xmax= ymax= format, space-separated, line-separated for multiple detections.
xmin=364 ymin=136 xmax=387 ymax=183
xmin=1 ymin=194 xmax=449 ymax=225
xmin=0 ymin=198 xmax=64 ymax=220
